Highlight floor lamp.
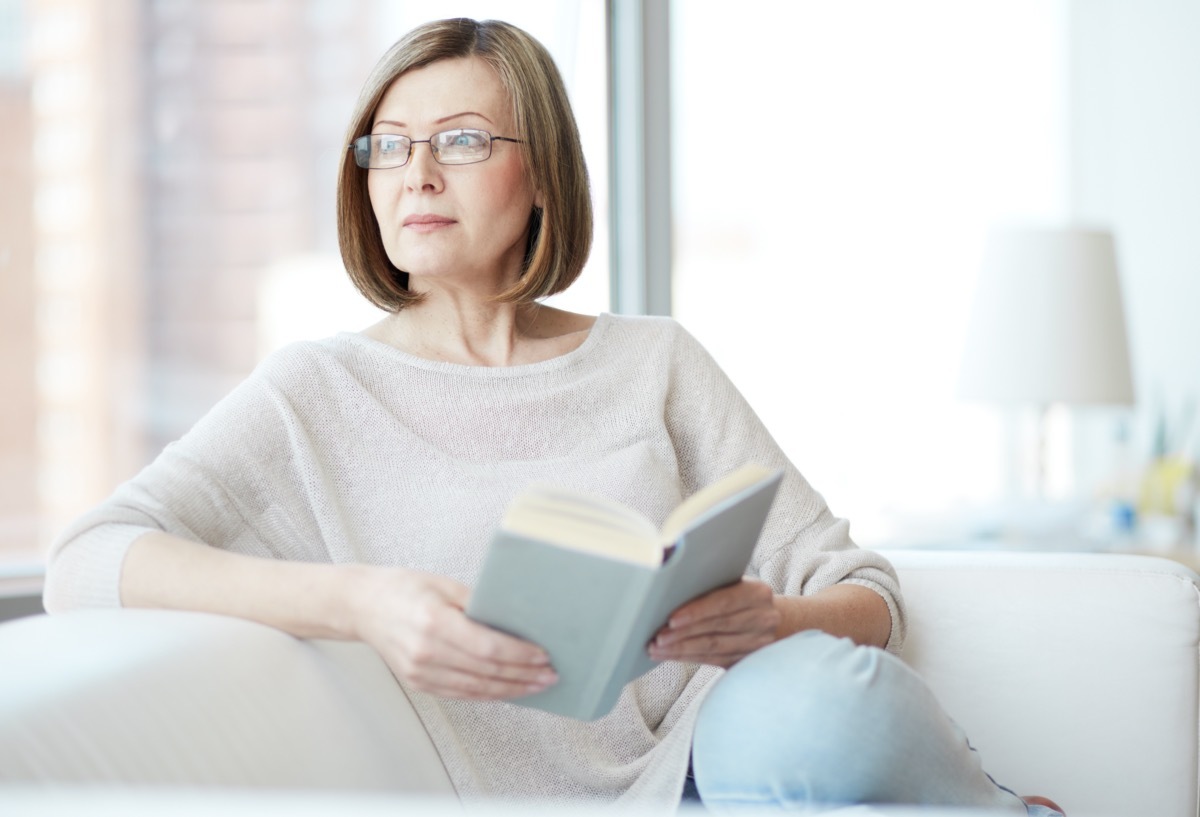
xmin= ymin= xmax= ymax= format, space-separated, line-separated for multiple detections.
xmin=958 ymin=226 xmax=1136 ymax=499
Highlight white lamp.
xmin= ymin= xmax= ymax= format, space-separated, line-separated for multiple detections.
xmin=958 ymin=226 xmax=1136 ymax=496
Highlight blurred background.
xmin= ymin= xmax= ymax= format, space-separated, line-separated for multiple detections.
xmin=1 ymin=0 xmax=1198 ymax=578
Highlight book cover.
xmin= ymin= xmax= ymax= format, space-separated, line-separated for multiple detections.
xmin=466 ymin=466 xmax=783 ymax=720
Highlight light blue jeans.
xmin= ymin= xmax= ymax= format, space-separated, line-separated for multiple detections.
xmin=689 ymin=631 xmax=1062 ymax=815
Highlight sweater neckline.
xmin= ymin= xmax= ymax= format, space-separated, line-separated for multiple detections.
xmin=334 ymin=311 xmax=613 ymax=377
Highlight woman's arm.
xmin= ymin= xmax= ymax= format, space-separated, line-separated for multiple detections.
xmin=774 ymin=583 xmax=892 ymax=647
xmin=648 ymin=580 xmax=891 ymax=668
xmin=659 ymin=323 xmax=907 ymax=654
xmin=47 ymin=344 xmax=557 ymax=701
xmin=121 ymin=531 xmax=557 ymax=699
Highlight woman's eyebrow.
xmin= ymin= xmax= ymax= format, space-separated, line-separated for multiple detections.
xmin=435 ymin=111 xmax=495 ymax=125
xmin=371 ymin=112 xmax=496 ymax=132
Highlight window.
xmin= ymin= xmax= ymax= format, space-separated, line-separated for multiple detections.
xmin=0 ymin=0 xmax=609 ymax=566
xmin=670 ymin=0 xmax=1070 ymax=543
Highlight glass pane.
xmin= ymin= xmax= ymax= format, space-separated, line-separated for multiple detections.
xmin=670 ymin=0 xmax=1069 ymax=544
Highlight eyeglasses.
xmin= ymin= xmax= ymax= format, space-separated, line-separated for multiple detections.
xmin=349 ymin=128 xmax=523 ymax=169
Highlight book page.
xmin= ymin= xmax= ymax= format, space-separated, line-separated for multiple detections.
xmin=513 ymin=487 xmax=657 ymax=534
xmin=658 ymin=463 xmax=775 ymax=544
xmin=501 ymin=486 xmax=663 ymax=566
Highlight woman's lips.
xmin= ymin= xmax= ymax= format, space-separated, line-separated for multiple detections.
xmin=403 ymin=214 xmax=456 ymax=232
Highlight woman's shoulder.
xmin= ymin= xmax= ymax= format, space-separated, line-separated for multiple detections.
xmin=601 ymin=312 xmax=691 ymax=344
xmin=253 ymin=336 xmax=349 ymax=377
xmin=600 ymin=313 xmax=715 ymax=363
xmin=245 ymin=334 xmax=383 ymax=396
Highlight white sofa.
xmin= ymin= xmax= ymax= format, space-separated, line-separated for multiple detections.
xmin=1 ymin=550 xmax=1197 ymax=817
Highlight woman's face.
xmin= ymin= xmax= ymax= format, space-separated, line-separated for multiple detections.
xmin=366 ymin=56 xmax=540 ymax=293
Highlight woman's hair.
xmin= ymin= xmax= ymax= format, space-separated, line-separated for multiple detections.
xmin=336 ymin=18 xmax=593 ymax=311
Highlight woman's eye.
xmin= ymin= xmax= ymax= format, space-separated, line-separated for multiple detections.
xmin=448 ymin=131 xmax=485 ymax=148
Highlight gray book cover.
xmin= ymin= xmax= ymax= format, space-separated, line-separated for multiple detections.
xmin=466 ymin=469 xmax=783 ymax=720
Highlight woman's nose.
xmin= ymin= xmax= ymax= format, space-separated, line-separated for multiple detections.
xmin=405 ymin=141 xmax=444 ymax=192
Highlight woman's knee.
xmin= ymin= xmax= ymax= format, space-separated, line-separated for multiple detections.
xmin=696 ymin=629 xmax=911 ymax=739
xmin=692 ymin=630 xmax=928 ymax=807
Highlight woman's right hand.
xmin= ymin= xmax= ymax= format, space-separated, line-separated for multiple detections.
xmin=352 ymin=567 xmax=558 ymax=701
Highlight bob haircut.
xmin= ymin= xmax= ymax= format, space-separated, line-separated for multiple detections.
xmin=336 ymin=18 xmax=593 ymax=311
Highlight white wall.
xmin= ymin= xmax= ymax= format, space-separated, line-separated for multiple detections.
xmin=1071 ymin=0 xmax=1200 ymax=478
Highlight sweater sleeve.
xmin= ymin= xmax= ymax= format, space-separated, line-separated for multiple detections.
xmin=43 ymin=346 xmax=320 ymax=613
xmin=662 ymin=322 xmax=906 ymax=652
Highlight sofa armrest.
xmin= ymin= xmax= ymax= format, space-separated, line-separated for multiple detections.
xmin=0 ymin=608 xmax=455 ymax=794
xmin=888 ymin=549 xmax=1200 ymax=817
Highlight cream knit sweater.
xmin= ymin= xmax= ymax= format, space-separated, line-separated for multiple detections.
xmin=45 ymin=313 xmax=906 ymax=809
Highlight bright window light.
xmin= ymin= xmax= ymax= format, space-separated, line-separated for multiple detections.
xmin=671 ymin=0 xmax=1070 ymax=544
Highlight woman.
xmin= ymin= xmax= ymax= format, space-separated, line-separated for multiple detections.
xmin=45 ymin=18 xmax=1061 ymax=816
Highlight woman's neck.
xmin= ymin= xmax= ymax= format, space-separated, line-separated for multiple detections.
xmin=363 ymin=301 xmax=596 ymax=367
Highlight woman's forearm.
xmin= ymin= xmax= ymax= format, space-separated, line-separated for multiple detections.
xmin=120 ymin=531 xmax=555 ymax=700
xmin=120 ymin=531 xmax=366 ymax=641
xmin=773 ymin=583 xmax=892 ymax=649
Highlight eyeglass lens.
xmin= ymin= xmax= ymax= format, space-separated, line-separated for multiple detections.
xmin=352 ymin=129 xmax=494 ymax=169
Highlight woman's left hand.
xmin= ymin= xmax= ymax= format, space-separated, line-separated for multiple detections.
xmin=648 ymin=579 xmax=782 ymax=668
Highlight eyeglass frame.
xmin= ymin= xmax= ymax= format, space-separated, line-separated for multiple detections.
xmin=348 ymin=128 xmax=524 ymax=170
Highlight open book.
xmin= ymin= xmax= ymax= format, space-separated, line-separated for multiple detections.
xmin=466 ymin=463 xmax=783 ymax=720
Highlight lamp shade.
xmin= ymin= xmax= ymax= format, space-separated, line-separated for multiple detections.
xmin=958 ymin=227 xmax=1135 ymax=406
